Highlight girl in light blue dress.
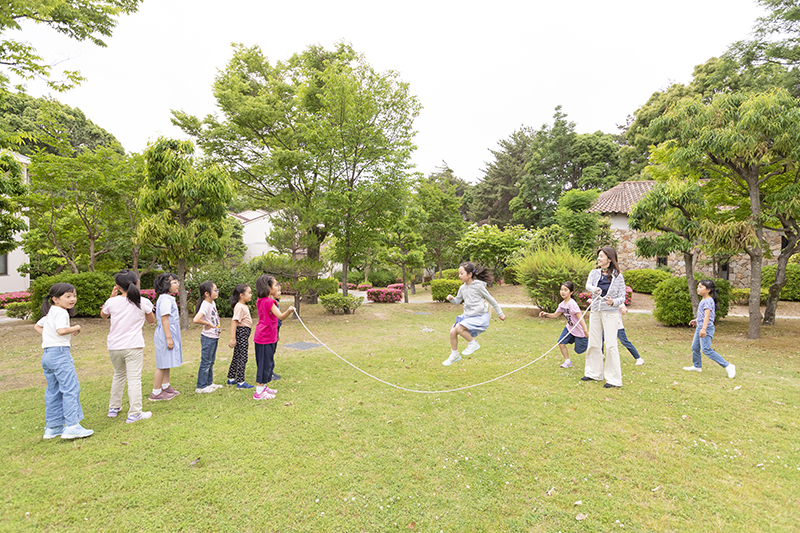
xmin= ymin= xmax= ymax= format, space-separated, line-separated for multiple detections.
xmin=150 ymin=273 xmax=183 ymax=401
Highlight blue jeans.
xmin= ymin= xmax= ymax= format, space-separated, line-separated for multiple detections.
xmin=601 ymin=329 xmax=641 ymax=359
xmin=691 ymin=326 xmax=729 ymax=368
xmin=41 ymin=346 xmax=83 ymax=427
xmin=197 ymin=336 xmax=218 ymax=388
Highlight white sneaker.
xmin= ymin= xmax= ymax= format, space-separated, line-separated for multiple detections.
xmin=195 ymin=385 xmax=215 ymax=393
xmin=635 ymin=358 xmax=645 ymax=366
xmin=683 ymin=366 xmax=702 ymax=372
xmin=209 ymin=383 xmax=223 ymax=390
xmin=725 ymin=364 xmax=736 ymax=378
xmin=442 ymin=352 xmax=462 ymax=366
xmin=462 ymin=341 xmax=481 ymax=356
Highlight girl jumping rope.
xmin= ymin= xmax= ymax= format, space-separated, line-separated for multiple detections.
xmin=253 ymin=275 xmax=295 ymax=400
xmin=684 ymin=279 xmax=736 ymax=378
xmin=100 ymin=270 xmax=156 ymax=423
xmin=539 ymin=281 xmax=588 ymax=368
xmin=34 ymin=283 xmax=93 ymax=439
xmin=193 ymin=280 xmax=222 ymax=394
xmin=227 ymin=284 xmax=254 ymax=389
xmin=150 ymin=273 xmax=183 ymax=401
xmin=443 ymin=262 xmax=506 ymax=366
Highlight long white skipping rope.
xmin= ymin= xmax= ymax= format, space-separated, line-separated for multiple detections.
xmin=291 ymin=308 xmax=589 ymax=394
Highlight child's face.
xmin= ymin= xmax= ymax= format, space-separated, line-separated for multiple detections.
xmin=271 ymin=284 xmax=282 ymax=299
xmin=560 ymin=285 xmax=572 ymax=300
xmin=54 ymin=291 xmax=77 ymax=309
xmin=169 ymin=278 xmax=180 ymax=295
xmin=458 ymin=266 xmax=471 ymax=283
xmin=210 ymin=284 xmax=219 ymax=300
xmin=243 ymin=287 xmax=252 ymax=303
xmin=697 ymin=283 xmax=709 ymax=297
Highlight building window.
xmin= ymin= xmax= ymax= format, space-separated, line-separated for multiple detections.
xmin=719 ymin=260 xmax=730 ymax=281
xmin=0 ymin=254 xmax=7 ymax=275
xmin=656 ymin=256 xmax=668 ymax=268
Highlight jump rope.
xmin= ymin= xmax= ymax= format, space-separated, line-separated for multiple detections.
xmin=291 ymin=299 xmax=597 ymax=394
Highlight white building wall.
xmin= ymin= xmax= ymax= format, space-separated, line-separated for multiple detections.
xmin=0 ymin=151 xmax=30 ymax=293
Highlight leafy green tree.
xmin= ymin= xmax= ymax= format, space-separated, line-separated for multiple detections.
xmin=379 ymin=214 xmax=425 ymax=303
xmin=457 ymin=224 xmax=533 ymax=279
xmin=649 ymin=89 xmax=800 ymax=338
xmin=553 ymin=189 xmax=615 ymax=258
xmin=414 ymin=171 xmax=467 ymax=278
xmin=0 ymin=0 xmax=142 ymax=92
xmin=0 ymin=151 xmax=26 ymax=254
xmin=137 ymin=138 xmax=235 ymax=329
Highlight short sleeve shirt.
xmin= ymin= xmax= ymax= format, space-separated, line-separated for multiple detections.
xmin=696 ymin=298 xmax=716 ymax=327
xmin=198 ymin=300 xmax=220 ymax=339
xmin=557 ymin=299 xmax=586 ymax=337
xmin=232 ymin=302 xmax=253 ymax=328
xmin=254 ymin=297 xmax=279 ymax=344
xmin=37 ymin=306 xmax=72 ymax=348
xmin=102 ymin=296 xmax=154 ymax=350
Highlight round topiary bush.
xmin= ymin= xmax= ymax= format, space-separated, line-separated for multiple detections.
xmin=653 ymin=275 xmax=731 ymax=327
xmin=624 ymin=268 xmax=671 ymax=294
xmin=513 ymin=245 xmax=594 ymax=313
xmin=431 ymin=279 xmax=463 ymax=302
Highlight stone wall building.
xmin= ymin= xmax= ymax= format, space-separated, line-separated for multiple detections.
xmin=588 ymin=181 xmax=781 ymax=289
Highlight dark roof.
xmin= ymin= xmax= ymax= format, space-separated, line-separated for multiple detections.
xmin=588 ymin=181 xmax=655 ymax=215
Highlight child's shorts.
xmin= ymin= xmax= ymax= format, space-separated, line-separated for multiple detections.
xmin=559 ymin=326 xmax=588 ymax=354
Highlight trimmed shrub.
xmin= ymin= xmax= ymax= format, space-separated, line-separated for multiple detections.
xmin=30 ymin=272 xmax=115 ymax=320
xmin=730 ymin=288 xmax=768 ymax=306
xmin=5 ymin=301 xmax=31 ymax=319
xmin=624 ymin=269 xmax=671 ymax=294
xmin=441 ymin=268 xmax=459 ymax=280
xmin=367 ymin=268 xmax=396 ymax=288
xmin=366 ymin=288 xmax=402 ymax=303
xmin=319 ymin=293 xmax=363 ymax=314
xmin=139 ymin=269 xmax=164 ymax=292
xmin=431 ymin=279 xmax=463 ymax=302
xmin=760 ymin=264 xmax=800 ymax=301
xmin=0 ymin=291 xmax=31 ymax=308
xmin=513 ymin=245 xmax=595 ymax=313
xmin=653 ymin=275 xmax=731 ymax=327
xmin=502 ymin=265 xmax=520 ymax=285
xmin=387 ymin=283 xmax=404 ymax=291
xmin=317 ymin=277 xmax=339 ymax=297
xmin=357 ymin=283 xmax=373 ymax=291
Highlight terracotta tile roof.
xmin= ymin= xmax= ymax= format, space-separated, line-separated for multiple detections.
xmin=588 ymin=181 xmax=655 ymax=215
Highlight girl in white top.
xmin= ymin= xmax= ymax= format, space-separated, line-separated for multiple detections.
xmin=100 ymin=270 xmax=156 ymax=423
xmin=193 ymin=280 xmax=222 ymax=393
xmin=34 ymin=283 xmax=93 ymax=440
xmin=443 ymin=262 xmax=506 ymax=366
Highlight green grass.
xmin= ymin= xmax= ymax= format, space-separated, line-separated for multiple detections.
xmin=1 ymin=299 xmax=798 ymax=532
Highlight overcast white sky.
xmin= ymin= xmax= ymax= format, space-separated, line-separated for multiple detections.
xmin=13 ymin=0 xmax=765 ymax=182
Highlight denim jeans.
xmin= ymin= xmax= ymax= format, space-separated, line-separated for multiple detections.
xmin=196 ymin=336 xmax=218 ymax=389
xmin=41 ymin=346 xmax=84 ymax=427
xmin=691 ymin=325 xmax=729 ymax=368
xmin=601 ymin=329 xmax=641 ymax=359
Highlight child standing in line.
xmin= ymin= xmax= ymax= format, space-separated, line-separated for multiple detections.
xmin=150 ymin=273 xmax=183 ymax=401
xmin=684 ymin=279 xmax=736 ymax=378
xmin=193 ymin=281 xmax=222 ymax=393
xmin=539 ymin=281 xmax=588 ymax=368
xmin=253 ymin=275 xmax=295 ymax=400
xmin=34 ymin=283 xmax=93 ymax=440
xmin=100 ymin=270 xmax=156 ymax=423
xmin=443 ymin=262 xmax=506 ymax=367
xmin=227 ymin=284 xmax=254 ymax=389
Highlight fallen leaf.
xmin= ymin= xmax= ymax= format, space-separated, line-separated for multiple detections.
xmin=576 ymin=513 xmax=588 ymax=521
xmin=120 ymin=442 xmax=128 ymax=445
xmin=574 ymin=500 xmax=583 ymax=506
xmin=408 ymin=522 xmax=415 ymax=529
xmin=733 ymin=385 xmax=742 ymax=390
xmin=189 ymin=457 xmax=200 ymax=466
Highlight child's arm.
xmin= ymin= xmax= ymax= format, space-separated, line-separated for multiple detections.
xmin=272 ymin=303 xmax=295 ymax=320
xmin=575 ymin=310 xmax=589 ymax=336
xmin=229 ymin=318 xmax=240 ymax=348
xmin=192 ymin=309 xmax=215 ymax=329
xmin=34 ymin=324 xmax=43 ymax=334
xmin=539 ymin=310 xmax=563 ymax=319
xmin=57 ymin=324 xmax=81 ymax=336
xmin=161 ymin=315 xmax=174 ymax=349
xmin=699 ymin=308 xmax=711 ymax=337
xmin=144 ymin=310 xmax=156 ymax=324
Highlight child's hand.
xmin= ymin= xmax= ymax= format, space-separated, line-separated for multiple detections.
xmin=539 ymin=310 xmax=547 ymax=318
xmin=499 ymin=314 xmax=506 ymax=321
xmin=593 ymin=288 xmax=602 ymax=295
xmin=110 ymin=286 xmax=119 ymax=298
xmin=620 ymin=305 xmax=628 ymax=316
xmin=72 ymin=325 xmax=81 ymax=336
xmin=699 ymin=329 xmax=707 ymax=338
xmin=689 ymin=319 xmax=697 ymax=327
xmin=605 ymin=296 xmax=614 ymax=306
xmin=228 ymin=339 xmax=236 ymax=348
xmin=288 ymin=306 xmax=296 ymax=314
xmin=167 ymin=338 xmax=174 ymax=350
xmin=446 ymin=294 xmax=453 ymax=301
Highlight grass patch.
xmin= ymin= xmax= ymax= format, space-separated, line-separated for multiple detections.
xmin=1 ymin=302 xmax=798 ymax=532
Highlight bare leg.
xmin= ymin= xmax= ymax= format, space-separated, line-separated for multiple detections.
xmin=559 ymin=344 xmax=569 ymax=360
xmin=450 ymin=324 xmax=474 ymax=351
xmin=153 ymin=368 xmax=169 ymax=390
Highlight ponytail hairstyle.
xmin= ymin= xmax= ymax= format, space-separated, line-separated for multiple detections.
xmin=229 ymin=284 xmax=250 ymax=309
xmin=561 ymin=281 xmax=576 ymax=296
xmin=256 ymin=274 xmax=276 ymax=298
xmin=460 ymin=262 xmax=494 ymax=285
xmin=154 ymin=273 xmax=178 ymax=295
xmin=40 ymin=283 xmax=77 ymax=318
xmin=598 ymin=246 xmax=622 ymax=278
xmin=114 ymin=269 xmax=141 ymax=309
xmin=197 ymin=280 xmax=215 ymax=312
xmin=698 ymin=279 xmax=720 ymax=312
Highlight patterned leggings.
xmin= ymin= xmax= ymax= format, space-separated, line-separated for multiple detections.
xmin=227 ymin=326 xmax=251 ymax=383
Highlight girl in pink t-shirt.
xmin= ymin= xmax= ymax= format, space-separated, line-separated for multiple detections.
xmin=252 ymin=275 xmax=294 ymax=400
xmin=538 ymin=281 xmax=588 ymax=369
xmin=100 ymin=270 xmax=156 ymax=423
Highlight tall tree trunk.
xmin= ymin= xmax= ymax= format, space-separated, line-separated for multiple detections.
xmin=177 ymin=257 xmax=189 ymax=330
xmin=401 ymin=264 xmax=408 ymax=303
xmin=342 ymin=257 xmax=349 ymax=297
xmin=364 ymin=263 xmax=370 ymax=284
xmin=684 ymin=250 xmax=699 ymax=315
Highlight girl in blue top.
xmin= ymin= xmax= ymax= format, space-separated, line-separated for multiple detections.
xmin=683 ymin=279 xmax=736 ymax=378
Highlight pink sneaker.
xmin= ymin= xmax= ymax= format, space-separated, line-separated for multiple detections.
xmin=148 ymin=390 xmax=176 ymax=401
xmin=253 ymin=390 xmax=276 ymax=400
xmin=560 ymin=360 xmax=573 ymax=368
xmin=265 ymin=387 xmax=277 ymax=394
xmin=162 ymin=386 xmax=180 ymax=396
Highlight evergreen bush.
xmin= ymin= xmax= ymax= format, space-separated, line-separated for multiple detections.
xmin=319 ymin=294 xmax=363 ymax=314
xmin=441 ymin=268 xmax=459 ymax=280
xmin=760 ymin=264 xmax=800 ymax=301
xmin=653 ymin=275 xmax=731 ymax=327
xmin=186 ymin=264 xmax=259 ymax=317
xmin=513 ymin=245 xmax=594 ymax=313
xmin=730 ymin=288 xmax=768 ymax=306
xmin=502 ymin=265 xmax=520 ymax=285
xmin=431 ymin=279 xmax=463 ymax=302
xmin=30 ymin=272 xmax=115 ymax=320
xmin=367 ymin=268 xmax=396 ymax=288
xmin=5 ymin=302 xmax=31 ymax=319
xmin=366 ymin=288 xmax=402 ymax=303
xmin=624 ymin=269 xmax=671 ymax=294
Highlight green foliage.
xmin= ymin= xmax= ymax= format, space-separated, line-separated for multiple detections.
xmin=318 ymin=293 xmax=363 ymax=314
xmin=334 ymin=269 xmax=363 ymax=283
xmin=457 ymin=224 xmax=533 ymax=278
xmin=414 ymin=171 xmax=466 ymax=275
xmin=139 ymin=270 xmax=165 ymax=292
xmin=731 ymin=288 xmax=769 ymax=306
xmin=431 ymin=279 xmax=462 ymax=302
xmin=0 ymin=152 xmax=26 ymax=255
xmin=185 ymin=264 xmax=259 ymax=318
xmin=624 ymin=269 xmax=672 ymax=294
xmin=653 ymin=275 xmax=731 ymax=327
xmin=29 ymin=272 xmax=115 ymax=320
xmin=440 ymin=268 xmax=459 ymax=280
xmin=317 ymin=277 xmax=339 ymax=297
xmin=367 ymin=268 xmax=396 ymax=288
xmin=4 ymin=301 xmax=30 ymax=319
xmin=761 ymin=264 xmax=800 ymax=301
xmin=501 ymin=265 xmax=519 ymax=285
xmin=512 ymin=244 xmax=595 ymax=313
xmin=553 ymin=189 xmax=609 ymax=258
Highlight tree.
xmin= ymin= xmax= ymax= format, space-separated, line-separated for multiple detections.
xmin=0 ymin=0 xmax=141 ymax=93
xmin=456 ymin=224 xmax=533 ymax=279
xmin=554 ymin=189 xmax=616 ymax=258
xmin=0 ymin=151 xmax=26 ymax=254
xmin=137 ymin=137 xmax=235 ymax=329
xmin=379 ymin=214 xmax=425 ymax=303
xmin=649 ymin=89 xmax=800 ymax=338
xmin=414 ymin=170 xmax=467 ymax=278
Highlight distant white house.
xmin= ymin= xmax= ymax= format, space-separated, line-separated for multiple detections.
xmin=0 ymin=150 xmax=30 ymax=294
xmin=229 ymin=209 xmax=277 ymax=260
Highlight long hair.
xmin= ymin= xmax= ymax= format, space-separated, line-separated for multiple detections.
xmin=229 ymin=284 xmax=250 ymax=309
xmin=41 ymin=283 xmax=77 ymax=317
xmin=460 ymin=262 xmax=494 ymax=285
xmin=598 ymin=246 xmax=621 ymax=278
xmin=256 ymin=274 xmax=276 ymax=299
xmin=698 ymin=279 xmax=720 ymax=312
xmin=561 ymin=281 xmax=576 ymax=296
xmin=154 ymin=273 xmax=177 ymax=295
xmin=197 ymin=280 xmax=215 ymax=312
xmin=114 ymin=269 xmax=141 ymax=309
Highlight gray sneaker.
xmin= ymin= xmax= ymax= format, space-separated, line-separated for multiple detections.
xmin=61 ymin=424 xmax=94 ymax=439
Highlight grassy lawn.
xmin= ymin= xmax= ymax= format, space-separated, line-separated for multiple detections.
xmin=0 ymin=295 xmax=798 ymax=532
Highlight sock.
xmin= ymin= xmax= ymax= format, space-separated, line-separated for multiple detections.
xmin=256 ymin=386 xmax=265 ymax=394
xmin=451 ymin=350 xmax=459 ymax=355
xmin=162 ymin=382 xmax=170 ymax=389
xmin=153 ymin=388 xmax=162 ymax=395
xmin=565 ymin=359 xmax=571 ymax=364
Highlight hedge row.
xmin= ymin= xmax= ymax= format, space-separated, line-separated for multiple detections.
xmin=319 ymin=294 xmax=363 ymax=314
xmin=624 ymin=269 xmax=671 ymax=294
xmin=431 ymin=279 xmax=463 ymax=302
xmin=366 ymin=288 xmax=402 ymax=303
xmin=30 ymin=272 xmax=115 ymax=321
xmin=653 ymin=275 xmax=731 ymax=327
xmin=761 ymin=264 xmax=800 ymax=301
